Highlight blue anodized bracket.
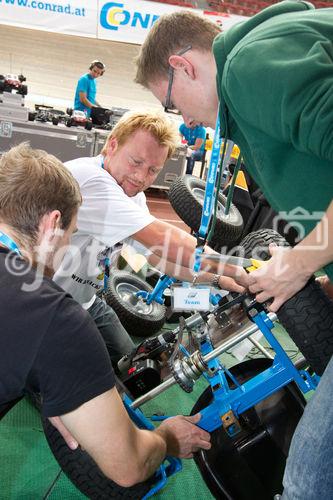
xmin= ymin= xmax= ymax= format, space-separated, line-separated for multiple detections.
xmin=196 ymin=310 xmax=318 ymax=435
xmin=136 ymin=274 xmax=176 ymax=305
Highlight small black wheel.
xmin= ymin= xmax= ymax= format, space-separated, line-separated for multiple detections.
xmin=28 ymin=111 xmax=37 ymax=122
xmin=20 ymin=84 xmax=28 ymax=96
xmin=42 ymin=417 xmax=155 ymax=499
xmin=104 ymin=271 xmax=166 ymax=337
xmin=52 ymin=116 xmax=59 ymax=126
xmin=65 ymin=118 xmax=72 ymax=127
xmin=85 ymin=120 xmax=93 ymax=131
xmin=168 ymin=175 xmax=243 ymax=248
xmin=191 ymin=358 xmax=306 ymax=500
xmin=236 ymin=229 xmax=333 ymax=375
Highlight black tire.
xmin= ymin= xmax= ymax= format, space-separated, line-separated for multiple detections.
xmin=237 ymin=229 xmax=333 ymax=375
xmin=168 ymin=175 xmax=243 ymax=248
xmin=0 ymin=79 xmax=5 ymax=92
xmin=42 ymin=417 xmax=155 ymax=499
xmin=191 ymin=358 xmax=306 ymax=500
xmin=104 ymin=271 xmax=166 ymax=337
xmin=52 ymin=116 xmax=59 ymax=126
xmin=65 ymin=118 xmax=72 ymax=127
xmin=28 ymin=111 xmax=36 ymax=122
xmin=85 ymin=121 xmax=93 ymax=131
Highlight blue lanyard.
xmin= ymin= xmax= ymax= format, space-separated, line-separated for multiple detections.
xmin=101 ymin=156 xmax=105 ymax=169
xmin=0 ymin=231 xmax=21 ymax=256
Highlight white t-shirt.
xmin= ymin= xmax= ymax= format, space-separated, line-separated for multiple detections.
xmin=54 ymin=155 xmax=155 ymax=308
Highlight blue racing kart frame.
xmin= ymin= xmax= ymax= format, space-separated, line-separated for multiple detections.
xmin=121 ymin=115 xmax=319 ymax=498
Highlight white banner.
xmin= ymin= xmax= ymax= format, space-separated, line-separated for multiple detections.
xmin=0 ymin=0 xmax=97 ymax=37
xmin=0 ymin=0 xmax=248 ymax=43
xmin=97 ymin=0 xmax=248 ymax=44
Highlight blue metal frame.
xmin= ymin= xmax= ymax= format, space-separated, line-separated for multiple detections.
xmin=122 ymin=394 xmax=182 ymax=498
xmin=195 ymin=310 xmax=318 ymax=435
xmin=136 ymin=274 xmax=176 ymax=305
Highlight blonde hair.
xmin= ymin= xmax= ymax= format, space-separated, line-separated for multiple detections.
xmin=0 ymin=143 xmax=81 ymax=242
xmin=101 ymin=110 xmax=178 ymax=158
xmin=135 ymin=11 xmax=221 ymax=87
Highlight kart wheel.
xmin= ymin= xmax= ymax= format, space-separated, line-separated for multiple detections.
xmin=65 ymin=118 xmax=72 ymax=127
xmin=168 ymin=175 xmax=243 ymax=249
xmin=0 ymin=79 xmax=5 ymax=92
xmin=42 ymin=417 xmax=155 ymax=499
xmin=52 ymin=116 xmax=59 ymax=126
xmin=191 ymin=358 xmax=306 ymax=500
xmin=85 ymin=121 xmax=93 ymax=131
xmin=28 ymin=111 xmax=37 ymax=122
xmin=20 ymin=84 xmax=28 ymax=96
xmin=104 ymin=271 xmax=166 ymax=337
xmin=237 ymin=229 xmax=333 ymax=375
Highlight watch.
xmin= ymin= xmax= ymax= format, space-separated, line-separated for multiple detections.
xmin=211 ymin=274 xmax=221 ymax=288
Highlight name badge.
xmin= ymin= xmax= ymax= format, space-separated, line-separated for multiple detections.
xmin=172 ymin=286 xmax=211 ymax=311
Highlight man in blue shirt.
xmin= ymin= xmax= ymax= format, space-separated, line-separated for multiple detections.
xmin=179 ymin=122 xmax=206 ymax=174
xmin=74 ymin=61 xmax=105 ymax=117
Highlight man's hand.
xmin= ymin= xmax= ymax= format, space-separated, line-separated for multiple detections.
xmin=156 ymin=413 xmax=211 ymax=458
xmin=49 ymin=416 xmax=78 ymax=450
xmin=218 ymin=275 xmax=246 ymax=293
xmin=247 ymin=245 xmax=312 ymax=312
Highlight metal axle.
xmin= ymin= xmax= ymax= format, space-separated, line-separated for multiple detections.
xmin=130 ymin=312 xmax=277 ymax=409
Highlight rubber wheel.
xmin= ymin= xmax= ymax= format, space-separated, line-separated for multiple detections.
xmin=168 ymin=175 xmax=243 ymax=248
xmin=190 ymin=358 xmax=306 ymax=500
xmin=85 ymin=121 xmax=93 ymax=131
xmin=237 ymin=229 xmax=333 ymax=375
xmin=52 ymin=116 xmax=59 ymax=125
xmin=42 ymin=417 xmax=155 ymax=499
xmin=104 ymin=271 xmax=166 ymax=337
xmin=66 ymin=118 xmax=72 ymax=127
xmin=20 ymin=84 xmax=28 ymax=96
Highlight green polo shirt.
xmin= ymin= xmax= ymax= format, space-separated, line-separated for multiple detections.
xmin=213 ymin=1 xmax=333 ymax=280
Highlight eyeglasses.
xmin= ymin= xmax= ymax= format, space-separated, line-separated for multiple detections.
xmin=164 ymin=45 xmax=192 ymax=115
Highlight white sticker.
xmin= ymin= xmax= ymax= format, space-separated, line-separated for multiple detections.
xmin=172 ymin=286 xmax=211 ymax=311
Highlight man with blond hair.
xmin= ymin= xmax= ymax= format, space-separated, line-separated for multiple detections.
xmin=0 ymin=142 xmax=211 ymax=494
xmin=54 ymin=110 xmax=248 ymax=364
xmin=134 ymin=3 xmax=333 ymax=498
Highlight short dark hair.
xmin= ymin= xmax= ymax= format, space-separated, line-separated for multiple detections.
xmin=89 ymin=60 xmax=105 ymax=72
xmin=0 ymin=143 xmax=81 ymax=243
xmin=135 ymin=11 xmax=220 ymax=87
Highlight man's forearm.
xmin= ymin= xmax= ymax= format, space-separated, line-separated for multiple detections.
xmin=136 ymin=219 xmax=247 ymax=283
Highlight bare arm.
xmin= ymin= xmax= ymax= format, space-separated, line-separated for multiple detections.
xmin=60 ymin=387 xmax=210 ymax=487
xmin=191 ymin=137 xmax=204 ymax=151
xmin=79 ymin=91 xmax=94 ymax=110
xmin=134 ymin=219 xmax=249 ymax=288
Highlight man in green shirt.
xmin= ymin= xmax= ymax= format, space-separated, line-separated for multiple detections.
xmin=134 ymin=2 xmax=333 ymax=498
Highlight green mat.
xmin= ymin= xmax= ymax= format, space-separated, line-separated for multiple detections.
xmin=0 ymin=323 xmax=306 ymax=499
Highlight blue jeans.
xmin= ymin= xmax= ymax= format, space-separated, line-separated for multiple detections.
xmin=88 ymin=296 xmax=135 ymax=364
xmin=186 ymin=149 xmax=204 ymax=175
xmin=282 ymin=355 xmax=333 ymax=499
